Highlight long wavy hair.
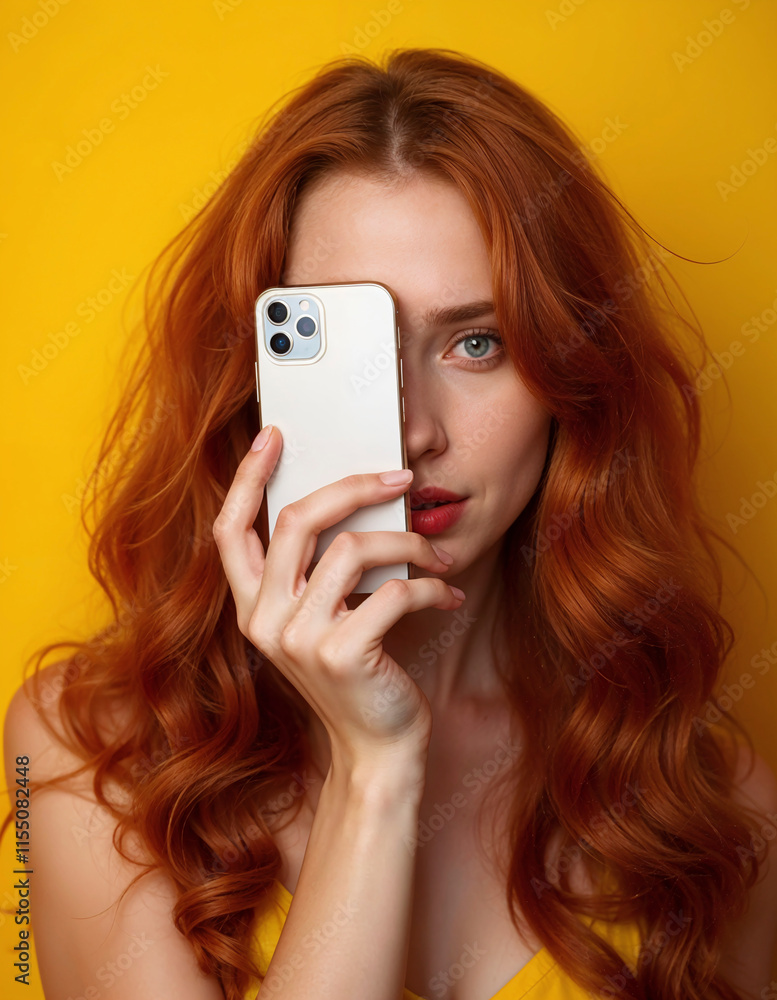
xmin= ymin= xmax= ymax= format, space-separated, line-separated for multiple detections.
xmin=7 ymin=47 xmax=770 ymax=1000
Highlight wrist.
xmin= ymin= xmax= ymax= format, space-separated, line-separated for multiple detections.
xmin=327 ymin=745 xmax=428 ymax=809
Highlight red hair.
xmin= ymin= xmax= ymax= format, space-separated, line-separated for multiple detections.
xmin=6 ymin=47 xmax=770 ymax=1000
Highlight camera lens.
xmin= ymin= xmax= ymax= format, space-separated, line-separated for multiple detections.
xmin=295 ymin=315 xmax=317 ymax=338
xmin=270 ymin=332 xmax=292 ymax=355
xmin=267 ymin=300 xmax=289 ymax=324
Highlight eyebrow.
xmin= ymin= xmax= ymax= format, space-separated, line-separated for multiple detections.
xmin=421 ymin=299 xmax=496 ymax=328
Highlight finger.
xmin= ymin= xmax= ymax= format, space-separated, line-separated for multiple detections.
xmin=261 ymin=470 xmax=415 ymax=599
xmin=332 ymin=577 xmax=465 ymax=656
xmin=212 ymin=425 xmax=282 ymax=625
xmin=293 ymin=530 xmax=455 ymax=623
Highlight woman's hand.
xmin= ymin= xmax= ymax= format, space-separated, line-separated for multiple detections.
xmin=213 ymin=424 xmax=464 ymax=781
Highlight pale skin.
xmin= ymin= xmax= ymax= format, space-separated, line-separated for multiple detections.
xmin=279 ymin=169 xmax=554 ymax=783
xmin=4 ymin=169 xmax=777 ymax=999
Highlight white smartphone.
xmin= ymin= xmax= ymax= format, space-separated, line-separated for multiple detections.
xmin=254 ymin=281 xmax=410 ymax=594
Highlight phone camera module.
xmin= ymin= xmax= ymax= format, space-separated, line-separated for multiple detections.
xmin=295 ymin=315 xmax=318 ymax=338
xmin=267 ymin=300 xmax=290 ymax=325
xmin=270 ymin=332 xmax=292 ymax=355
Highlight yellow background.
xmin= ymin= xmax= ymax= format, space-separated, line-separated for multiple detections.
xmin=2 ymin=0 xmax=776 ymax=992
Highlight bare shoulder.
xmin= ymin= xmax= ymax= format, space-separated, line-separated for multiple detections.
xmin=727 ymin=740 xmax=777 ymax=811
xmin=718 ymin=742 xmax=777 ymax=999
xmin=3 ymin=662 xmax=225 ymax=1000
xmin=4 ymin=662 xmax=89 ymax=788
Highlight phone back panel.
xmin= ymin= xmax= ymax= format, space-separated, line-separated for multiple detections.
xmin=254 ymin=282 xmax=409 ymax=594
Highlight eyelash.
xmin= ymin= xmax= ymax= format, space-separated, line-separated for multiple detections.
xmin=448 ymin=328 xmax=504 ymax=369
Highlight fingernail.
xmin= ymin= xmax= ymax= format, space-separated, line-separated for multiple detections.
xmin=251 ymin=425 xmax=273 ymax=451
xmin=431 ymin=544 xmax=454 ymax=565
xmin=379 ymin=469 xmax=413 ymax=486
xmin=450 ymin=586 xmax=466 ymax=601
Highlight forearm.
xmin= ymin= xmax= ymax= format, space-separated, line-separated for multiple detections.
xmin=259 ymin=756 xmax=425 ymax=999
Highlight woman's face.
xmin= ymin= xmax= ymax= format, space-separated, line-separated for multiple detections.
xmin=281 ymin=169 xmax=552 ymax=574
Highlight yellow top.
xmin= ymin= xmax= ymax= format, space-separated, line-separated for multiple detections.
xmin=243 ymin=879 xmax=643 ymax=999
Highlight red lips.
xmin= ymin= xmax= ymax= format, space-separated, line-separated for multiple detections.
xmin=409 ymin=485 xmax=466 ymax=509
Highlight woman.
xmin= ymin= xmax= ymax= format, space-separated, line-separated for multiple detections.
xmin=4 ymin=47 xmax=777 ymax=1000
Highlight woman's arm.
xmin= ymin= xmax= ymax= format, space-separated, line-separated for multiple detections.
xmin=718 ymin=746 xmax=777 ymax=999
xmin=209 ymin=428 xmax=462 ymax=997
xmin=258 ymin=748 xmax=426 ymax=999
xmin=4 ymin=662 xmax=428 ymax=1000
xmin=3 ymin=665 xmax=225 ymax=1000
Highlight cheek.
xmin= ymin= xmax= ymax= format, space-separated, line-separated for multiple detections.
xmin=444 ymin=377 xmax=551 ymax=498
xmin=498 ymin=406 xmax=552 ymax=496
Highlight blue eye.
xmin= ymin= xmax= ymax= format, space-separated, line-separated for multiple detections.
xmin=449 ymin=329 xmax=504 ymax=368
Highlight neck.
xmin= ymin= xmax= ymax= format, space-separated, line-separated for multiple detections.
xmin=382 ymin=535 xmax=507 ymax=710
xmin=296 ymin=536 xmax=511 ymax=783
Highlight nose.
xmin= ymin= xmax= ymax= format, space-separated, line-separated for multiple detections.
xmin=401 ymin=357 xmax=447 ymax=464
